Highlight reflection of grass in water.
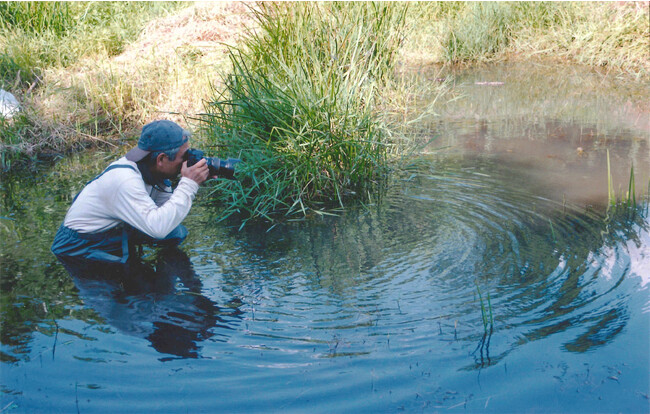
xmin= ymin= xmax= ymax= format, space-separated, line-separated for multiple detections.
xmin=433 ymin=63 xmax=649 ymax=135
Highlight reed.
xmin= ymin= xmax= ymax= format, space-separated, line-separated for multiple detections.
xmin=607 ymin=149 xmax=616 ymax=208
xmin=626 ymin=165 xmax=636 ymax=210
xmin=606 ymin=149 xmax=644 ymax=219
xmin=475 ymin=282 xmax=494 ymax=334
xmin=201 ymin=2 xmax=407 ymax=223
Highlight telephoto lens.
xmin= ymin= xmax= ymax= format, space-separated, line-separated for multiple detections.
xmin=185 ymin=148 xmax=240 ymax=180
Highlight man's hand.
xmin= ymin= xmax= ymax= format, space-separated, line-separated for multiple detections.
xmin=181 ymin=159 xmax=209 ymax=185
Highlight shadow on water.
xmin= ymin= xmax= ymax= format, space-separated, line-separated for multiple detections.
xmin=56 ymin=249 xmax=243 ymax=361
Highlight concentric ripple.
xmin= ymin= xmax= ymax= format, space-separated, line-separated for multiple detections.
xmin=212 ymin=157 xmax=642 ymax=353
xmin=2 ymin=156 xmax=648 ymax=413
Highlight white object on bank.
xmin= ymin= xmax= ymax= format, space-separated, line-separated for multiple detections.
xmin=0 ymin=89 xmax=21 ymax=118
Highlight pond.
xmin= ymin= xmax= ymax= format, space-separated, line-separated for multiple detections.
xmin=1 ymin=63 xmax=649 ymax=412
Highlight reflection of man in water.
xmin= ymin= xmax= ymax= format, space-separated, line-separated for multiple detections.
xmin=59 ymin=249 xmax=242 ymax=360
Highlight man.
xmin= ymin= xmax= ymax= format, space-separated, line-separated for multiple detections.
xmin=51 ymin=120 xmax=210 ymax=263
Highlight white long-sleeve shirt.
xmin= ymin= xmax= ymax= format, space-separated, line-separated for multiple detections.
xmin=64 ymin=157 xmax=199 ymax=239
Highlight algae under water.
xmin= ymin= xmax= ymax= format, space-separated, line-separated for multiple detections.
xmin=1 ymin=63 xmax=648 ymax=412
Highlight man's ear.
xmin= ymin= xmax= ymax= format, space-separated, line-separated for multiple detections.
xmin=155 ymin=153 xmax=167 ymax=167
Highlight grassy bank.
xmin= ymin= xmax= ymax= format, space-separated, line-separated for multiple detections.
xmin=1 ymin=2 xmax=647 ymax=219
xmin=402 ymin=2 xmax=649 ymax=75
xmin=1 ymin=2 xmax=252 ymax=170
xmin=0 ymin=2 xmax=188 ymax=167
xmin=0 ymin=2 xmax=185 ymax=88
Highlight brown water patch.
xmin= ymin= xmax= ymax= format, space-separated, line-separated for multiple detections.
xmin=417 ymin=62 xmax=650 ymax=208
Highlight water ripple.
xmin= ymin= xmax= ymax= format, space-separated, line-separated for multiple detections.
xmin=3 ymin=156 xmax=647 ymax=413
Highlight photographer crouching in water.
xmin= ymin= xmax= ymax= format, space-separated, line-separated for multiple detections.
xmin=52 ymin=119 xmax=236 ymax=263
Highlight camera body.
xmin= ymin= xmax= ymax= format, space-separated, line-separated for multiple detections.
xmin=184 ymin=148 xmax=240 ymax=180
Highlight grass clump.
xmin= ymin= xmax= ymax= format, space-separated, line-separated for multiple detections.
xmin=201 ymin=2 xmax=407 ymax=224
xmin=402 ymin=2 xmax=650 ymax=75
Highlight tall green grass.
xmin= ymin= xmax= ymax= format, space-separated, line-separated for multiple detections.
xmin=402 ymin=2 xmax=649 ymax=75
xmin=201 ymin=3 xmax=407 ymax=224
xmin=0 ymin=2 xmax=71 ymax=87
xmin=0 ymin=2 xmax=184 ymax=89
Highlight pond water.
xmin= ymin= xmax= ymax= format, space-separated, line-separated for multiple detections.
xmin=1 ymin=63 xmax=649 ymax=413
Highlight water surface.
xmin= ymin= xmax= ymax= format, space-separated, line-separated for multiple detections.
xmin=1 ymin=63 xmax=649 ymax=412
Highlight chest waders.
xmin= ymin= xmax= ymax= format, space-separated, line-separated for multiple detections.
xmin=51 ymin=164 xmax=137 ymax=264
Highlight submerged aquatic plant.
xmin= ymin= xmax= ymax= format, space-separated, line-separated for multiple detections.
xmin=201 ymin=3 xmax=407 ymax=224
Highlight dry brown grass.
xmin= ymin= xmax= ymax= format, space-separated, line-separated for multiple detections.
xmin=35 ymin=2 xmax=257 ymax=144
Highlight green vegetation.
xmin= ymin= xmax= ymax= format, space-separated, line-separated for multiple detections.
xmin=475 ymin=282 xmax=494 ymax=334
xmin=0 ymin=1 xmax=191 ymax=168
xmin=200 ymin=2 xmax=407 ymax=223
xmin=0 ymin=2 xmax=185 ymax=88
xmin=1 ymin=1 xmax=647 ymax=221
xmin=606 ymin=149 xmax=647 ymax=220
xmin=403 ymin=2 xmax=649 ymax=76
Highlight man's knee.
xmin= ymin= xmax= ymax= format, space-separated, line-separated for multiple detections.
xmin=129 ymin=225 xmax=188 ymax=247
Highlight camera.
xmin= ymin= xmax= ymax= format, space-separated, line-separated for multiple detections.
xmin=184 ymin=148 xmax=240 ymax=180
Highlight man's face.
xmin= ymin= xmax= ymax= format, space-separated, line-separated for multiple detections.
xmin=154 ymin=142 xmax=190 ymax=179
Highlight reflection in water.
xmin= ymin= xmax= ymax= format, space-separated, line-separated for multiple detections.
xmin=58 ymin=249 xmax=243 ymax=360
xmin=2 ymin=154 xmax=648 ymax=412
xmin=1 ymin=61 xmax=648 ymax=411
xmin=209 ymin=156 xmax=647 ymax=364
xmin=408 ymin=62 xmax=650 ymax=208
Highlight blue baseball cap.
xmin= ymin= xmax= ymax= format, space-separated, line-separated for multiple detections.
xmin=125 ymin=120 xmax=190 ymax=162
